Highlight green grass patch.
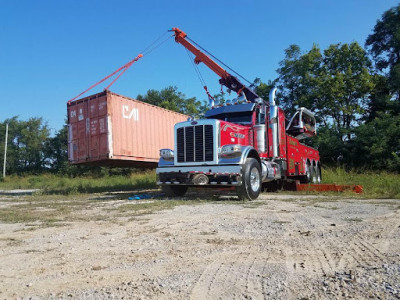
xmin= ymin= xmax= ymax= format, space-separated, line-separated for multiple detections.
xmin=0 ymin=171 xmax=156 ymax=195
xmin=0 ymin=195 xmax=88 ymax=224
xmin=115 ymin=199 xmax=207 ymax=216
xmin=322 ymin=168 xmax=400 ymax=199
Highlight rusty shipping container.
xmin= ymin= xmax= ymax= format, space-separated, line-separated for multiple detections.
xmin=67 ymin=90 xmax=187 ymax=167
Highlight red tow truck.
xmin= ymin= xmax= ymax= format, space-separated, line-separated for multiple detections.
xmin=156 ymin=28 xmax=321 ymax=200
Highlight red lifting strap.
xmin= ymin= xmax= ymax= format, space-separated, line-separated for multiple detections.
xmin=67 ymin=54 xmax=143 ymax=104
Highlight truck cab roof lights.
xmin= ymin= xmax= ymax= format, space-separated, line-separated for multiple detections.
xmin=205 ymin=103 xmax=255 ymax=118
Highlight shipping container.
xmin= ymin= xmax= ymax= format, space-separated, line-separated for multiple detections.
xmin=67 ymin=90 xmax=187 ymax=168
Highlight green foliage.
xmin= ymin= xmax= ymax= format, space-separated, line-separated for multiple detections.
xmin=366 ymin=4 xmax=400 ymax=99
xmin=276 ymin=42 xmax=374 ymax=138
xmin=322 ymin=168 xmax=400 ymax=199
xmin=319 ymin=43 xmax=374 ymax=137
xmin=44 ymin=123 xmax=68 ymax=172
xmin=350 ymin=114 xmax=400 ymax=171
xmin=312 ymin=125 xmax=343 ymax=164
xmin=0 ymin=117 xmax=50 ymax=174
xmin=364 ymin=74 xmax=398 ymax=121
xmin=136 ymin=86 xmax=207 ymax=117
xmin=276 ymin=44 xmax=322 ymax=114
xmin=254 ymin=78 xmax=274 ymax=101
xmin=0 ymin=171 xmax=156 ymax=194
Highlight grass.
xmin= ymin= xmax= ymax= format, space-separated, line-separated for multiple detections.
xmin=0 ymin=171 xmax=156 ymax=195
xmin=114 ymin=198 xmax=209 ymax=217
xmin=322 ymin=168 xmax=400 ymax=199
xmin=0 ymin=167 xmax=398 ymax=203
xmin=0 ymin=194 xmax=90 ymax=224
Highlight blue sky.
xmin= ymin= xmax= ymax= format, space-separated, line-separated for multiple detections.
xmin=1 ymin=0 xmax=398 ymax=132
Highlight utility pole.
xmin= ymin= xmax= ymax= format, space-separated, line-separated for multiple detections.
xmin=3 ymin=123 xmax=8 ymax=178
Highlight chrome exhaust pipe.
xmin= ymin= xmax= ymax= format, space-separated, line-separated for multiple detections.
xmin=269 ymin=87 xmax=279 ymax=158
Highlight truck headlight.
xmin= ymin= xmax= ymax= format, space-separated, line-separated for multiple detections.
xmin=160 ymin=149 xmax=174 ymax=161
xmin=219 ymin=144 xmax=242 ymax=158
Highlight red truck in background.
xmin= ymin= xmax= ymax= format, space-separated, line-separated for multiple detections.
xmin=156 ymin=28 xmax=321 ymax=200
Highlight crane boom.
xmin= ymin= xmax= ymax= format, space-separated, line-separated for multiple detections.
xmin=171 ymin=27 xmax=261 ymax=102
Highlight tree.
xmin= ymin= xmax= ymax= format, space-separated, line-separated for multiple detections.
xmin=319 ymin=43 xmax=374 ymax=139
xmin=350 ymin=113 xmax=400 ymax=171
xmin=44 ymin=124 xmax=68 ymax=172
xmin=364 ymin=74 xmax=398 ymax=122
xmin=0 ymin=117 xmax=50 ymax=174
xmin=276 ymin=44 xmax=323 ymax=116
xmin=366 ymin=4 xmax=400 ymax=101
xmin=276 ymin=42 xmax=374 ymax=139
xmin=253 ymin=78 xmax=274 ymax=101
xmin=136 ymin=86 xmax=207 ymax=117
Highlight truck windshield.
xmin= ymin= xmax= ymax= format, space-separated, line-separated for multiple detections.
xmin=208 ymin=112 xmax=253 ymax=125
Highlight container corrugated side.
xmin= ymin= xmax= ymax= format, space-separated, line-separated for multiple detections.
xmin=67 ymin=90 xmax=187 ymax=167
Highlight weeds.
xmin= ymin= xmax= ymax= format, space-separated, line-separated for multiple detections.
xmin=322 ymin=168 xmax=400 ymax=199
xmin=0 ymin=171 xmax=156 ymax=195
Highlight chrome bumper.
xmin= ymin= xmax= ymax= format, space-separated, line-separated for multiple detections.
xmin=156 ymin=165 xmax=242 ymax=186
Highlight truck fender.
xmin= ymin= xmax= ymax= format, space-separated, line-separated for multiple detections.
xmin=239 ymin=146 xmax=261 ymax=166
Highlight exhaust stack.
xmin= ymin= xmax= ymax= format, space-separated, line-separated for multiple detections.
xmin=269 ymin=87 xmax=279 ymax=158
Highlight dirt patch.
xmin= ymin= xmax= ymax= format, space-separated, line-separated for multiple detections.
xmin=0 ymin=192 xmax=399 ymax=299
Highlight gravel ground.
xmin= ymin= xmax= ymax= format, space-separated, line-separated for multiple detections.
xmin=0 ymin=192 xmax=399 ymax=299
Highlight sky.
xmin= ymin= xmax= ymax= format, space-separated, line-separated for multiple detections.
xmin=1 ymin=0 xmax=399 ymax=132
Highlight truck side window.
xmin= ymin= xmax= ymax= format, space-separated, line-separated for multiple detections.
xmin=257 ymin=107 xmax=266 ymax=125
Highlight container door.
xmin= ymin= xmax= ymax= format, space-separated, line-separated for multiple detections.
xmin=89 ymin=118 xmax=99 ymax=159
xmin=76 ymin=101 xmax=89 ymax=161
xmin=87 ymin=94 xmax=109 ymax=160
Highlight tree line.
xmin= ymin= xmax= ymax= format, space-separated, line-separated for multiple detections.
xmin=271 ymin=4 xmax=400 ymax=171
xmin=0 ymin=4 xmax=399 ymax=175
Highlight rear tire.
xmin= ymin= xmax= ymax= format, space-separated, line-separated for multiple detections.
xmin=311 ymin=163 xmax=317 ymax=183
xmin=301 ymin=161 xmax=312 ymax=184
xmin=162 ymin=185 xmax=188 ymax=197
xmin=236 ymin=158 xmax=262 ymax=201
xmin=315 ymin=164 xmax=321 ymax=184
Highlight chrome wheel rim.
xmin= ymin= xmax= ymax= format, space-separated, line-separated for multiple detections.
xmin=250 ymin=167 xmax=260 ymax=192
xmin=306 ymin=164 xmax=312 ymax=182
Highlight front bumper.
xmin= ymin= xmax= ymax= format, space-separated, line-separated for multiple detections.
xmin=156 ymin=165 xmax=243 ymax=186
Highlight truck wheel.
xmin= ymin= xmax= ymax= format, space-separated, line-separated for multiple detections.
xmin=311 ymin=163 xmax=317 ymax=183
xmin=315 ymin=165 xmax=321 ymax=184
xmin=236 ymin=158 xmax=262 ymax=201
xmin=301 ymin=162 xmax=312 ymax=184
xmin=162 ymin=185 xmax=188 ymax=197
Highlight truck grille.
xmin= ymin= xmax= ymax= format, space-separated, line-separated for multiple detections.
xmin=177 ymin=125 xmax=214 ymax=163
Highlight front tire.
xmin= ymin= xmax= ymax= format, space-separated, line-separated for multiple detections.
xmin=162 ymin=185 xmax=188 ymax=197
xmin=236 ymin=158 xmax=262 ymax=201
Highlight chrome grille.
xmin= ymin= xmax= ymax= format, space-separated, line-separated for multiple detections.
xmin=177 ymin=125 xmax=213 ymax=163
